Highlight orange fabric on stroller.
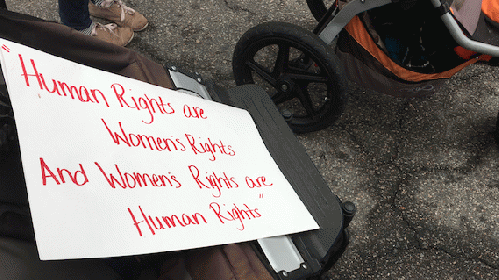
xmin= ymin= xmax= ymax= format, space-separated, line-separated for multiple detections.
xmin=335 ymin=0 xmax=492 ymax=98
xmin=483 ymin=0 xmax=499 ymax=23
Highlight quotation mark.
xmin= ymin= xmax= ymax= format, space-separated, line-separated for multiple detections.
xmin=1 ymin=44 xmax=10 ymax=52
xmin=259 ymin=193 xmax=263 ymax=199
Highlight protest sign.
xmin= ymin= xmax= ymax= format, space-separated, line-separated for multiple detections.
xmin=0 ymin=38 xmax=319 ymax=260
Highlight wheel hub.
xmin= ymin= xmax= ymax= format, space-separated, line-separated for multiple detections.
xmin=277 ymin=78 xmax=294 ymax=94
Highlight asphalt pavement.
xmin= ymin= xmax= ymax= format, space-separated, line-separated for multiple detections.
xmin=6 ymin=0 xmax=499 ymax=279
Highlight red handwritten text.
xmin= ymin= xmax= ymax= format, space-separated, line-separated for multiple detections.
xmin=209 ymin=202 xmax=261 ymax=231
xmin=185 ymin=134 xmax=235 ymax=161
xmin=183 ymin=104 xmax=207 ymax=119
xmin=40 ymin=157 xmax=89 ymax=186
xmin=94 ymin=162 xmax=181 ymax=189
xmin=245 ymin=176 xmax=273 ymax=188
xmin=111 ymin=83 xmax=175 ymax=124
xmin=128 ymin=205 xmax=207 ymax=236
xmin=101 ymin=118 xmax=186 ymax=152
xmin=19 ymin=55 xmax=109 ymax=107
xmin=188 ymin=165 xmax=238 ymax=197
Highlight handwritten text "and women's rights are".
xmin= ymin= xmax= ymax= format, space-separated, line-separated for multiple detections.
xmin=39 ymin=157 xmax=273 ymax=199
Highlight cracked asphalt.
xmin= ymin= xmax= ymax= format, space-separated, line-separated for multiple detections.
xmin=6 ymin=0 xmax=499 ymax=279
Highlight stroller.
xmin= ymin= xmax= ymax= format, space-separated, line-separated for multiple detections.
xmin=0 ymin=2 xmax=353 ymax=280
xmin=232 ymin=0 xmax=499 ymax=133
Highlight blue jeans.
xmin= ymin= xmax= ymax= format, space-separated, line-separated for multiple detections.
xmin=58 ymin=0 xmax=96 ymax=30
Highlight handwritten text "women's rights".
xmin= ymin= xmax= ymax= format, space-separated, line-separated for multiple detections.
xmin=101 ymin=119 xmax=235 ymax=161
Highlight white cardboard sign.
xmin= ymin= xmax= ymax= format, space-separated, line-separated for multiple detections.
xmin=0 ymin=39 xmax=319 ymax=260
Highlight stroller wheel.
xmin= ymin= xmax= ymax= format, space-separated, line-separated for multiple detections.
xmin=232 ymin=21 xmax=345 ymax=133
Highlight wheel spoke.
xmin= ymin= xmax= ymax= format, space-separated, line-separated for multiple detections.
xmin=296 ymin=84 xmax=317 ymax=118
xmin=287 ymin=71 xmax=328 ymax=83
xmin=273 ymin=43 xmax=290 ymax=76
xmin=246 ymin=60 xmax=277 ymax=87
xmin=270 ymin=90 xmax=292 ymax=104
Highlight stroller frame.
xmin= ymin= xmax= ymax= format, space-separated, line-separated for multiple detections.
xmin=232 ymin=0 xmax=499 ymax=133
xmin=317 ymin=0 xmax=499 ymax=56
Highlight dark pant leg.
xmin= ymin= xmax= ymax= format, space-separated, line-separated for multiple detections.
xmin=58 ymin=0 xmax=92 ymax=30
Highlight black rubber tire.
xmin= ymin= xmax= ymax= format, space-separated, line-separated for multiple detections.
xmin=232 ymin=21 xmax=345 ymax=133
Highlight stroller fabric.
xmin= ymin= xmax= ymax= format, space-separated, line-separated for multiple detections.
xmin=482 ymin=0 xmax=499 ymax=25
xmin=335 ymin=0 xmax=491 ymax=97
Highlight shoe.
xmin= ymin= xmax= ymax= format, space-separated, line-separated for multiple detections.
xmin=89 ymin=0 xmax=149 ymax=32
xmin=91 ymin=22 xmax=134 ymax=47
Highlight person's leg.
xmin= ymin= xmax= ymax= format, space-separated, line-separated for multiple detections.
xmin=58 ymin=0 xmax=92 ymax=31
xmin=58 ymin=0 xmax=134 ymax=47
